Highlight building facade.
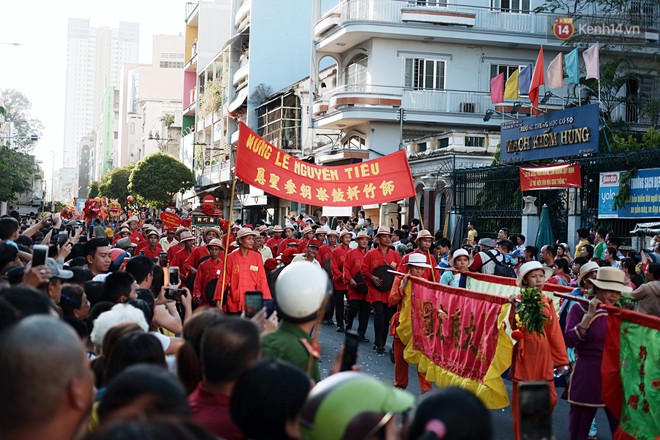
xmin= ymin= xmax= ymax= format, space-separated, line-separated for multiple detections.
xmin=62 ymin=19 xmax=139 ymax=198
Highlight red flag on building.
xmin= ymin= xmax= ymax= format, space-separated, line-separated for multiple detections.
xmin=529 ymin=46 xmax=545 ymax=115
xmin=490 ymin=72 xmax=504 ymax=104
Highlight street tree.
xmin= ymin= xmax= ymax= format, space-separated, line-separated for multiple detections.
xmin=0 ymin=89 xmax=44 ymax=153
xmin=99 ymin=165 xmax=134 ymax=202
xmin=128 ymin=153 xmax=194 ymax=208
xmin=0 ymin=145 xmax=39 ymax=203
xmin=88 ymin=181 xmax=100 ymax=199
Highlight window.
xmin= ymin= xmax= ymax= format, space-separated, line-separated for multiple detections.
xmin=344 ymin=53 xmax=367 ymax=86
xmin=409 ymin=0 xmax=447 ymax=5
xmin=160 ymin=61 xmax=184 ymax=69
xmin=465 ymin=136 xmax=485 ymax=147
xmin=404 ymin=58 xmax=445 ymax=90
xmin=491 ymin=0 xmax=530 ymax=13
xmin=630 ymin=2 xmax=656 ymax=27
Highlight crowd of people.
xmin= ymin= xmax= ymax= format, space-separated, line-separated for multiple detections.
xmin=0 ymin=207 xmax=659 ymax=440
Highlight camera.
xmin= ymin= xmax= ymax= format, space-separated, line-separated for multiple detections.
xmin=164 ymin=288 xmax=185 ymax=302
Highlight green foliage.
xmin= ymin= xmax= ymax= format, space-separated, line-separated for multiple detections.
xmin=0 ymin=89 xmax=44 ymax=153
xmin=615 ymin=293 xmax=635 ymax=310
xmin=0 ymin=145 xmax=39 ymax=202
xmin=160 ymin=113 xmax=175 ymax=128
xmin=199 ymin=80 xmax=224 ymax=118
xmin=128 ymin=153 xmax=194 ymax=208
xmin=88 ymin=181 xmax=100 ymax=199
xmin=99 ymin=165 xmax=134 ymax=202
xmin=516 ymin=287 xmax=547 ymax=336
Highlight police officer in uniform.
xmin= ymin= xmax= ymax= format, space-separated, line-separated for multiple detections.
xmin=261 ymin=261 xmax=331 ymax=382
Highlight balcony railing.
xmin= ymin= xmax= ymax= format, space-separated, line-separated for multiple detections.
xmin=316 ymin=84 xmax=564 ymax=116
xmin=316 ymin=0 xmax=550 ymax=37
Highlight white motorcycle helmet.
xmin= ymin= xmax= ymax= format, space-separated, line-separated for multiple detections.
xmin=275 ymin=261 xmax=331 ymax=322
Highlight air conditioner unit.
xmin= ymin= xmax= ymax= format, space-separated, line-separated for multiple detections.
xmin=460 ymin=102 xmax=476 ymax=113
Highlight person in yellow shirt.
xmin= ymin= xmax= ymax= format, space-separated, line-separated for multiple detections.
xmin=574 ymin=228 xmax=590 ymax=259
xmin=467 ymin=221 xmax=478 ymax=246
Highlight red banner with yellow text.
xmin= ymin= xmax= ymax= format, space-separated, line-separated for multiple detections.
xmin=235 ymin=123 xmax=415 ymax=206
xmin=519 ymin=162 xmax=581 ymax=191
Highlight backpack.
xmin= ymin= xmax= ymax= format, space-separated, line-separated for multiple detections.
xmin=483 ymin=250 xmax=517 ymax=278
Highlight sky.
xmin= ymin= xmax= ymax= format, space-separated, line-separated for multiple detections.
xmin=0 ymin=0 xmax=188 ymax=188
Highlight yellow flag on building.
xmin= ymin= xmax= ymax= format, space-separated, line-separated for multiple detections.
xmin=504 ymin=68 xmax=520 ymax=100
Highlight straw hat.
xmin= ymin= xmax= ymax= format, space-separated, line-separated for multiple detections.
xmin=207 ymin=238 xmax=225 ymax=249
xmin=178 ymin=231 xmax=195 ymax=243
xmin=272 ymin=225 xmax=284 ymax=233
xmin=205 ymin=227 xmax=221 ymax=238
xmin=327 ymin=229 xmax=339 ymax=237
xmin=301 ymin=226 xmax=314 ymax=236
xmin=404 ymin=253 xmax=432 ymax=269
xmin=146 ymin=229 xmax=159 ymax=238
xmin=236 ymin=227 xmax=258 ymax=240
xmin=415 ymin=230 xmax=433 ymax=242
xmin=590 ymin=267 xmax=633 ymax=293
xmin=516 ymin=261 xmax=553 ymax=287
xmin=375 ymin=227 xmax=392 ymax=236
xmin=127 ymin=217 xmax=139 ymax=224
xmin=355 ymin=231 xmax=369 ymax=239
xmin=577 ymin=261 xmax=599 ymax=288
xmin=339 ymin=229 xmax=352 ymax=239
xmin=448 ymin=249 xmax=474 ymax=268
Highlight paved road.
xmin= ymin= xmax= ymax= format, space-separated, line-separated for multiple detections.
xmin=316 ymin=316 xmax=613 ymax=440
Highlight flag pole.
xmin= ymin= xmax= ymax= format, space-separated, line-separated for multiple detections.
xmin=413 ymin=193 xmax=436 ymax=282
xmin=218 ymin=177 xmax=236 ymax=309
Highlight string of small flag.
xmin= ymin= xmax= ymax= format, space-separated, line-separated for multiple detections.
xmin=490 ymin=43 xmax=601 ymax=115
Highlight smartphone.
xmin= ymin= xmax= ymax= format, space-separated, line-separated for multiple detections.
xmin=164 ymin=288 xmax=184 ymax=302
xmin=245 ymin=290 xmax=263 ymax=318
xmin=340 ymin=330 xmax=360 ymax=372
xmin=58 ymin=231 xmax=69 ymax=245
xmin=518 ymin=381 xmax=553 ymax=440
xmin=50 ymin=229 xmax=60 ymax=244
xmin=32 ymin=244 xmax=48 ymax=267
xmin=169 ymin=266 xmax=180 ymax=286
xmin=158 ymin=252 xmax=168 ymax=267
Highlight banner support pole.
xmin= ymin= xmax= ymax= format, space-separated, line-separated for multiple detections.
xmin=413 ymin=193 xmax=437 ymax=282
xmin=218 ymin=177 xmax=237 ymax=309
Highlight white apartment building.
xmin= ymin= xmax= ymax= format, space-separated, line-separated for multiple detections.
xmin=116 ymin=35 xmax=185 ymax=167
xmin=62 ymin=19 xmax=139 ymax=183
xmin=310 ymin=0 xmax=658 ymax=230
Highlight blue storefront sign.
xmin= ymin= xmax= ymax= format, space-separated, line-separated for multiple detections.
xmin=598 ymin=168 xmax=660 ymax=219
xmin=500 ymin=104 xmax=600 ymax=164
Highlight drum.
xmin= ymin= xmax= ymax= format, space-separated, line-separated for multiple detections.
xmin=371 ymin=264 xmax=396 ymax=292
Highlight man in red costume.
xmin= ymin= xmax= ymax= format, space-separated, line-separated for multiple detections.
xmin=361 ymin=227 xmax=401 ymax=354
xmin=184 ymin=227 xmax=220 ymax=277
xmin=215 ymin=228 xmax=272 ymax=314
xmin=142 ymin=230 xmax=164 ymax=260
xmin=167 ymin=227 xmax=191 ymax=261
xmin=265 ymin=225 xmax=284 ymax=255
xmin=343 ymin=231 xmax=370 ymax=342
xmin=193 ymin=238 xmax=225 ymax=306
xmin=276 ymin=225 xmax=296 ymax=256
xmin=396 ymin=229 xmax=438 ymax=282
xmin=297 ymin=226 xmax=315 ymax=253
xmin=328 ymin=230 xmax=350 ymax=332
xmin=170 ymin=231 xmax=196 ymax=282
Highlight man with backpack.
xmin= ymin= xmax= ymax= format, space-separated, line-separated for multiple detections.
xmin=469 ymin=238 xmax=516 ymax=278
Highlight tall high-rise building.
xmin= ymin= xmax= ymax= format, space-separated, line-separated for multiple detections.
xmin=61 ymin=18 xmax=139 ymax=198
